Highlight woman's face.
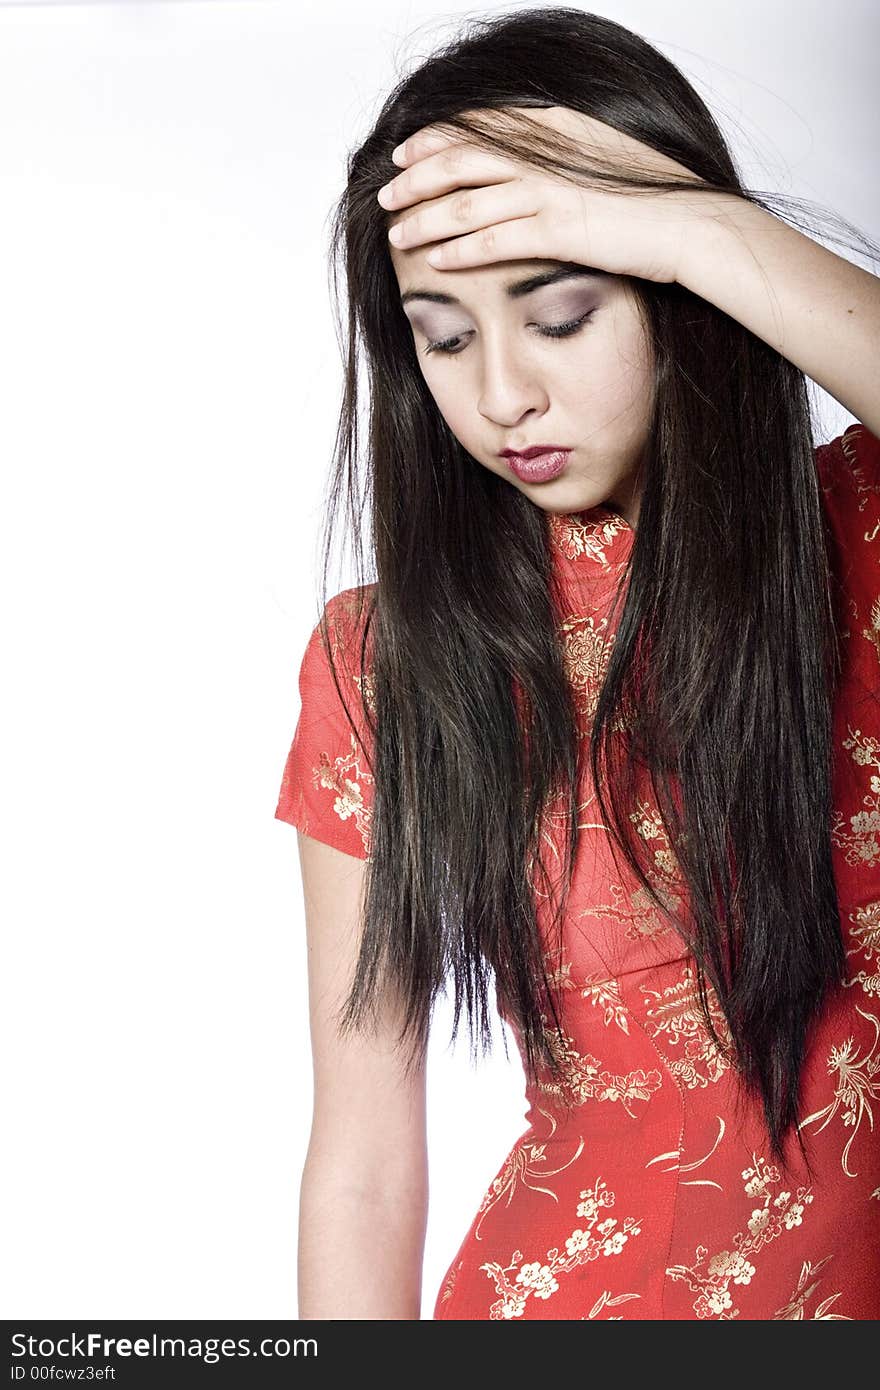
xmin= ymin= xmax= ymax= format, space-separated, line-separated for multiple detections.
xmin=389 ymin=230 xmax=656 ymax=528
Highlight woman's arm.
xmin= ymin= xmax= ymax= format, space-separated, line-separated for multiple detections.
xmin=296 ymin=831 xmax=428 ymax=1319
xmin=677 ymin=197 xmax=880 ymax=437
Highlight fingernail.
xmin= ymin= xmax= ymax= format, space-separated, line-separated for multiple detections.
xmin=391 ymin=143 xmax=407 ymax=166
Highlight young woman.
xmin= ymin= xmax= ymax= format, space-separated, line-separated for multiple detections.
xmin=274 ymin=8 xmax=880 ymax=1319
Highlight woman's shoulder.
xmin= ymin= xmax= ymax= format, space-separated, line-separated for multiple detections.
xmin=312 ymin=581 xmax=377 ymax=680
xmin=322 ymin=580 xmax=377 ymax=621
xmin=300 ymin=581 xmax=377 ymax=713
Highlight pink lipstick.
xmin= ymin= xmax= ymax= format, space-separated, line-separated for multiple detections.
xmin=500 ymin=446 xmax=571 ymax=483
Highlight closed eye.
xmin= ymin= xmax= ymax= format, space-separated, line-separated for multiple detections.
xmin=422 ymin=308 xmax=596 ymax=356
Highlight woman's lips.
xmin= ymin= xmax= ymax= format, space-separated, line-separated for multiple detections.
xmin=503 ymin=449 xmax=571 ymax=483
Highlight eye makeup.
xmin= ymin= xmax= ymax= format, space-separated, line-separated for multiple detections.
xmin=408 ymin=279 xmax=600 ymax=342
xmin=413 ymin=288 xmax=600 ymax=356
xmin=422 ymin=307 xmax=597 ymax=356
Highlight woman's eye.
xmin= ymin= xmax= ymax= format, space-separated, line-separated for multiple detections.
xmin=539 ymin=308 xmax=596 ymax=338
xmin=423 ymin=309 xmax=595 ymax=356
xmin=424 ymin=331 xmax=471 ymax=356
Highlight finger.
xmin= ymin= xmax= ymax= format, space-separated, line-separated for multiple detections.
xmin=393 ymin=110 xmax=495 ymax=165
xmin=424 ymin=214 xmax=548 ymax=270
xmin=392 ymin=126 xmax=456 ymax=166
xmin=380 ymin=142 xmax=519 ymax=211
xmin=388 ymin=182 xmax=538 ymax=252
xmin=393 ymin=106 xmax=558 ymax=168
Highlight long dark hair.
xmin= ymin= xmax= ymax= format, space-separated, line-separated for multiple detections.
xmin=310 ymin=6 xmax=879 ymax=1162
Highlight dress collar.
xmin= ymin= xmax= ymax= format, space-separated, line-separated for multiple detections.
xmin=546 ymin=505 xmax=635 ymax=581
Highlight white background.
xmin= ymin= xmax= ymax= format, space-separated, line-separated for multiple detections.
xmin=1 ymin=0 xmax=876 ymax=1319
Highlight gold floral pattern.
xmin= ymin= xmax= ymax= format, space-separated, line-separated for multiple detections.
xmin=547 ymin=506 xmax=633 ymax=569
xmin=582 ymin=1289 xmax=641 ymax=1320
xmin=473 ymin=1106 xmax=585 ymax=1240
xmin=558 ymin=613 xmax=627 ymax=733
xmin=830 ymin=725 xmax=880 ymax=869
xmin=275 ymin=591 xmax=376 ymax=859
xmin=838 ymin=423 xmax=880 ymax=522
xmin=666 ymin=1157 xmax=816 ymax=1319
xmin=772 ymin=1257 xmax=851 ymax=1320
xmin=573 ymin=877 xmax=679 ymax=946
xmin=478 ymin=1176 xmax=642 ymax=1319
xmin=629 ymin=798 xmax=686 ymax=888
xmin=436 ymin=1263 xmax=457 ymax=1312
xmin=843 ymin=899 xmax=880 ymax=999
xmin=535 ymin=1015 xmax=663 ymax=1116
xmin=311 ymin=733 xmax=373 ymax=842
xmin=274 ymin=723 xmax=374 ymax=859
xmin=564 ymin=797 xmax=684 ymax=947
xmin=847 ymin=900 xmax=880 ymax=961
xmin=544 ymin=953 xmax=630 ymax=1033
xmin=645 ymin=1115 xmax=726 ymax=1191
xmin=861 ymin=594 xmax=880 ymax=665
xmin=580 ymin=975 xmax=630 ymax=1034
xmin=640 ymin=964 xmax=732 ymax=1089
xmin=798 ymin=1007 xmax=880 ymax=1177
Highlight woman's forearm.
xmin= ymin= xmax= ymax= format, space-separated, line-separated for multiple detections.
xmin=298 ymin=1157 xmax=429 ymax=1319
xmin=677 ymin=194 xmax=880 ymax=436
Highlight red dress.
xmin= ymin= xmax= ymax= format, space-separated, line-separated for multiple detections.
xmin=275 ymin=422 xmax=880 ymax=1320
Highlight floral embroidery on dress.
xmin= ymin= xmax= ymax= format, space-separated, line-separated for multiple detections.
xmin=798 ymin=1006 xmax=880 ymax=1177
xmin=572 ymin=878 xmax=680 ymax=947
xmin=301 ymin=729 xmax=374 ymax=856
xmin=839 ymin=423 xmax=880 ymax=525
xmin=640 ymin=964 xmax=732 ymax=1090
xmin=536 ymin=1016 xmax=663 ymax=1115
xmin=323 ymin=590 xmax=378 ymax=722
xmin=436 ymin=1262 xmax=458 ymax=1311
xmin=772 ymin=1257 xmax=851 ymax=1319
xmin=580 ymin=975 xmax=630 ymax=1034
xmin=473 ymin=1107 xmax=585 ymax=1240
xmin=666 ymin=1157 xmax=815 ymax=1319
xmin=558 ymin=612 xmax=627 ymax=732
xmin=479 ymin=1176 xmax=642 ymax=1319
xmin=844 ymin=900 xmax=880 ymax=999
xmin=544 ymin=953 xmax=630 ymax=1033
xmin=547 ymin=507 xmax=633 ymax=570
xmin=830 ymin=725 xmax=880 ymax=869
xmin=645 ymin=1115 xmax=726 ymax=1191
xmin=563 ymin=796 xmax=686 ymax=951
xmin=582 ymin=1289 xmax=642 ymax=1319
xmin=861 ymin=595 xmax=880 ymax=665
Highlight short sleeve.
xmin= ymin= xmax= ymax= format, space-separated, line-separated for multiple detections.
xmin=816 ymin=420 xmax=880 ymax=578
xmin=274 ymin=586 xmax=375 ymax=860
xmin=816 ymin=421 xmax=880 ymax=678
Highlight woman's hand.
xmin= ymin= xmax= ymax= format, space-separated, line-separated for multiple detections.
xmin=378 ymin=106 xmax=731 ymax=286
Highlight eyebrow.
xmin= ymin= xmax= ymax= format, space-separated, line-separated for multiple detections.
xmin=399 ymin=263 xmax=606 ymax=308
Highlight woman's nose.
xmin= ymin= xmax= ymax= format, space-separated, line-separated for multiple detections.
xmin=477 ymin=340 xmax=547 ymax=424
